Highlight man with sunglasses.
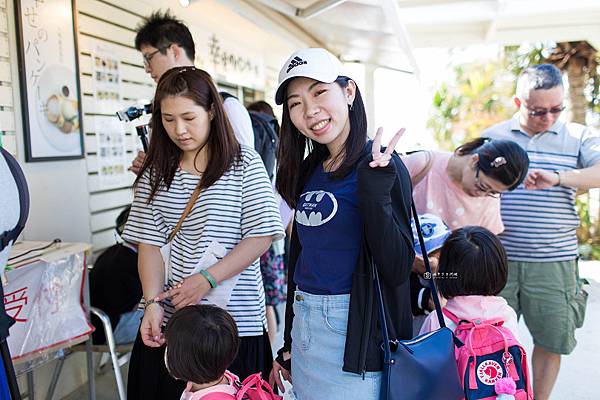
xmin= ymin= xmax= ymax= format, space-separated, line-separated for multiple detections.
xmin=483 ymin=64 xmax=600 ymax=400
xmin=129 ymin=11 xmax=254 ymax=174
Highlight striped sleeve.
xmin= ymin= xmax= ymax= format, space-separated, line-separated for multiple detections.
xmin=240 ymin=151 xmax=285 ymax=240
xmin=579 ymin=125 xmax=600 ymax=167
xmin=122 ymin=173 xmax=168 ymax=248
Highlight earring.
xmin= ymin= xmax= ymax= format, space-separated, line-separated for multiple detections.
xmin=348 ymin=103 xmax=354 ymax=111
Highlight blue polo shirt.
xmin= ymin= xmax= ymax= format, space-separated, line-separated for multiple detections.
xmin=483 ymin=116 xmax=600 ymax=262
xmin=294 ymin=165 xmax=363 ymax=294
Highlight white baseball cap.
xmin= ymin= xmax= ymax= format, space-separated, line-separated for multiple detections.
xmin=275 ymin=48 xmax=343 ymax=105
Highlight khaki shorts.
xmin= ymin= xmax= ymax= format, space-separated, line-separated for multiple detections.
xmin=500 ymin=259 xmax=588 ymax=355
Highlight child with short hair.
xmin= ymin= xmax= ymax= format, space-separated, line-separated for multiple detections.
xmin=165 ymin=305 xmax=241 ymax=399
xmin=420 ymin=226 xmax=532 ymax=400
xmin=419 ymin=226 xmax=518 ymax=334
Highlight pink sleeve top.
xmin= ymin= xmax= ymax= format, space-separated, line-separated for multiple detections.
xmin=403 ymin=151 xmax=504 ymax=234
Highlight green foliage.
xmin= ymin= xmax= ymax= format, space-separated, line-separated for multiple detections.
xmin=427 ymin=48 xmax=517 ymax=150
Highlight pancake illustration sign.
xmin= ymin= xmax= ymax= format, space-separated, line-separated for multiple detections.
xmin=15 ymin=0 xmax=84 ymax=161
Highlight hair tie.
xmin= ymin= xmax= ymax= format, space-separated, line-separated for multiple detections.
xmin=490 ymin=156 xmax=507 ymax=168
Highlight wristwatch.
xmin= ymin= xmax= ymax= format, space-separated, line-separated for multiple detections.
xmin=553 ymin=170 xmax=562 ymax=186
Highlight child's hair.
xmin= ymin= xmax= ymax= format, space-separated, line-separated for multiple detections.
xmin=437 ymin=226 xmax=508 ymax=299
xmin=165 ymin=304 xmax=240 ymax=384
xmin=455 ymin=138 xmax=529 ymax=191
xmin=136 ymin=67 xmax=240 ymax=202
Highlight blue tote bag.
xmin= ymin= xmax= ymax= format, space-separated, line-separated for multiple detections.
xmin=375 ymin=202 xmax=463 ymax=400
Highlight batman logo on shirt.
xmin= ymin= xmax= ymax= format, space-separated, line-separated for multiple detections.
xmin=295 ymin=190 xmax=338 ymax=227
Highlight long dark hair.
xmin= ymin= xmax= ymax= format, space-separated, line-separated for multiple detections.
xmin=276 ymin=76 xmax=367 ymax=208
xmin=437 ymin=226 xmax=508 ymax=298
xmin=456 ymin=138 xmax=529 ymax=190
xmin=135 ymin=67 xmax=240 ymax=201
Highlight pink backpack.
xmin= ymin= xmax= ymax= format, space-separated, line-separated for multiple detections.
xmin=200 ymin=373 xmax=282 ymax=400
xmin=443 ymin=309 xmax=533 ymax=400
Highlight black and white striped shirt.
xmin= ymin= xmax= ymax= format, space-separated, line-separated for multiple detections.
xmin=123 ymin=146 xmax=285 ymax=336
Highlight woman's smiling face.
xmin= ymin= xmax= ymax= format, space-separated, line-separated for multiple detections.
xmin=286 ymin=77 xmax=355 ymax=147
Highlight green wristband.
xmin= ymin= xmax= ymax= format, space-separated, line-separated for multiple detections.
xmin=199 ymin=269 xmax=218 ymax=288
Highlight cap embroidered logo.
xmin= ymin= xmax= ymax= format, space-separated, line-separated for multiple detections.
xmin=287 ymin=56 xmax=308 ymax=73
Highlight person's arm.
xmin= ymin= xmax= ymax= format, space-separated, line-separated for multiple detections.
xmin=137 ymin=243 xmax=166 ymax=347
xmin=223 ymin=97 xmax=254 ymax=149
xmin=525 ymin=161 xmax=600 ymax=190
xmin=358 ymin=129 xmax=415 ymax=286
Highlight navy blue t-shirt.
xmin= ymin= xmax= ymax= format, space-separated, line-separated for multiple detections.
xmin=294 ymin=165 xmax=363 ymax=295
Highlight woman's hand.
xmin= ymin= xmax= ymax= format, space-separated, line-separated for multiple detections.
xmin=155 ymin=273 xmax=212 ymax=310
xmin=369 ymin=127 xmax=405 ymax=168
xmin=269 ymin=352 xmax=292 ymax=393
xmin=140 ymin=303 xmax=165 ymax=347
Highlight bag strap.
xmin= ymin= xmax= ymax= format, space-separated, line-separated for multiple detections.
xmin=443 ymin=308 xmax=505 ymax=328
xmin=374 ymin=200 xmax=448 ymax=354
xmin=411 ymin=151 xmax=433 ymax=186
xmin=167 ymin=181 xmax=202 ymax=243
xmin=411 ymin=201 xmax=446 ymax=328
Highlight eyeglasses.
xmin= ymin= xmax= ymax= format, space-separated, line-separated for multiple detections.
xmin=142 ymin=44 xmax=171 ymax=66
xmin=525 ymin=105 xmax=565 ymax=118
xmin=475 ymin=168 xmax=501 ymax=198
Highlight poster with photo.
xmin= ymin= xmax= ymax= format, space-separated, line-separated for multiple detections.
xmin=15 ymin=0 xmax=84 ymax=161
xmin=91 ymin=45 xmax=122 ymax=114
xmin=95 ymin=117 xmax=129 ymax=189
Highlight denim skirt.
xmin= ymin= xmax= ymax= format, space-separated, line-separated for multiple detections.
xmin=291 ymin=290 xmax=381 ymax=400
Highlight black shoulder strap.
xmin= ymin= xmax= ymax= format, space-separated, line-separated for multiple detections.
xmin=219 ymin=91 xmax=237 ymax=101
xmin=0 ymin=147 xmax=30 ymax=251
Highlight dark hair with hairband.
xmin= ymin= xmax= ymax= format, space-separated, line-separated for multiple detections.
xmin=455 ymin=138 xmax=529 ymax=190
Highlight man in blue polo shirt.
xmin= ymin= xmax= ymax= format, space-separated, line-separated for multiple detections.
xmin=483 ymin=64 xmax=600 ymax=400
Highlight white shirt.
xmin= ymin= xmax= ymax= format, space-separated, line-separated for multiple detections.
xmin=222 ymin=97 xmax=254 ymax=149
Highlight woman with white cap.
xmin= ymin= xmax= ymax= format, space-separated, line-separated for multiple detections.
xmin=268 ymin=48 xmax=415 ymax=399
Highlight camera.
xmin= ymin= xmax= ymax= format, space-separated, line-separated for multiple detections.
xmin=116 ymin=103 xmax=152 ymax=122
xmin=116 ymin=103 xmax=152 ymax=152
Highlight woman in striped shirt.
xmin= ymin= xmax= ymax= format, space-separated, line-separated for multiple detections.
xmin=122 ymin=67 xmax=284 ymax=400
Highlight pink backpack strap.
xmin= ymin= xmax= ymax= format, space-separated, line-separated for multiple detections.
xmin=442 ymin=308 xmax=459 ymax=324
xmin=236 ymin=373 xmax=282 ymax=400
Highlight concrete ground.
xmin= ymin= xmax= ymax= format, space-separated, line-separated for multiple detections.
xmin=64 ymin=261 xmax=600 ymax=399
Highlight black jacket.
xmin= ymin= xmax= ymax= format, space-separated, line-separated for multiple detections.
xmin=278 ymin=142 xmax=415 ymax=374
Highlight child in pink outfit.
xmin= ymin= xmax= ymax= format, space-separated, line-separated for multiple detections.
xmin=164 ymin=305 xmax=242 ymax=400
xmin=419 ymin=226 xmax=519 ymax=338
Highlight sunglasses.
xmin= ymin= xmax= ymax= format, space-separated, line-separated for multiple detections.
xmin=475 ymin=168 xmax=501 ymax=198
xmin=525 ymin=105 xmax=565 ymax=118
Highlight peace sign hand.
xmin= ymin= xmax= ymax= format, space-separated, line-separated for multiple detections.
xmin=370 ymin=127 xmax=405 ymax=168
